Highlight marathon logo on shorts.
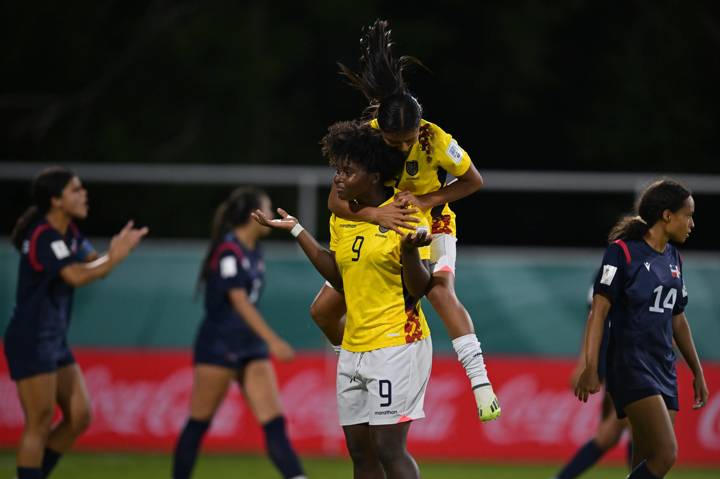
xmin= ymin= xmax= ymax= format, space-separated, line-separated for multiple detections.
xmin=599 ymin=264 xmax=617 ymax=285
xmin=378 ymin=225 xmax=389 ymax=233
xmin=446 ymin=139 xmax=464 ymax=165
xmin=405 ymin=160 xmax=419 ymax=176
xmin=50 ymin=240 xmax=71 ymax=260
xmin=375 ymin=410 xmax=398 ymax=416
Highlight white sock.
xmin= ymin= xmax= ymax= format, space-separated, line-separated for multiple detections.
xmin=452 ymin=333 xmax=490 ymax=388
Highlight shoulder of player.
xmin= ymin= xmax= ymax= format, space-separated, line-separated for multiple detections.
xmin=419 ymin=119 xmax=440 ymax=131
xmin=611 ymin=239 xmax=676 ymax=270
xmin=28 ymin=221 xmax=63 ymax=246
xmin=420 ymin=120 xmax=452 ymax=142
xmin=211 ymin=240 xmax=247 ymax=268
xmin=606 ymin=239 xmax=635 ymax=265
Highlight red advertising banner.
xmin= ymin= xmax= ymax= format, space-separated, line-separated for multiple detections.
xmin=1 ymin=347 xmax=719 ymax=465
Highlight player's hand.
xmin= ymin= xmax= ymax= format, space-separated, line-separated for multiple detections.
xmin=395 ymin=190 xmax=430 ymax=211
xmin=252 ymin=208 xmax=298 ymax=232
xmin=109 ymin=220 xmax=149 ymax=262
xmin=569 ymin=361 xmax=584 ymax=391
xmin=692 ymin=373 xmax=709 ymax=409
xmin=574 ymin=366 xmax=601 ymax=403
xmin=269 ymin=337 xmax=295 ymax=362
xmin=371 ymin=200 xmax=420 ymax=234
xmin=401 ymin=226 xmax=432 ymax=250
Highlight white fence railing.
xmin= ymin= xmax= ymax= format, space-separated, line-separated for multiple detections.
xmin=3 ymin=162 xmax=719 ymax=234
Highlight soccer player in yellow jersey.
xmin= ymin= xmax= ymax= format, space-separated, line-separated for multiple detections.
xmin=309 ymin=19 xmax=501 ymax=422
xmin=254 ymin=120 xmax=432 ymax=478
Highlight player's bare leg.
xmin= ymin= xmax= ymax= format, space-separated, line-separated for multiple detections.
xmin=309 ymin=283 xmax=346 ymax=346
xmin=172 ymin=365 xmax=235 ymax=479
xmin=594 ymin=415 xmax=628 ymax=452
xmin=238 ymin=360 xmax=284 ymax=423
xmin=625 ymin=396 xmax=677 ymax=477
xmin=370 ymin=422 xmax=419 ymax=479
xmin=188 ymin=365 xmax=235 ymax=421
xmin=16 ymin=373 xmax=57 ymax=468
xmin=343 ymin=423 xmax=387 ymax=479
xmin=240 ymin=360 xmax=306 ymax=479
xmin=46 ymin=364 xmax=92 ymax=453
xmin=426 ymin=272 xmax=473 ymax=338
xmin=426 ymin=271 xmax=500 ymax=421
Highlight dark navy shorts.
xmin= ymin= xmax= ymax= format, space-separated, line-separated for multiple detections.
xmin=3 ymin=335 xmax=76 ymax=381
xmin=611 ymin=387 xmax=679 ymax=419
xmin=193 ymin=346 xmax=269 ymax=370
xmin=193 ymin=336 xmax=269 ymax=371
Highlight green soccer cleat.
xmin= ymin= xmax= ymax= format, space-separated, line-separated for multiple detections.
xmin=473 ymin=383 xmax=501 ymax=422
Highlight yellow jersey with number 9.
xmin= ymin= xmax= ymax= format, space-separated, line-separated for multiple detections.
xmin=330 ymin=194 xmax=431 ymax=352
xmin=369 ymin=118 xmax=472 ymax=237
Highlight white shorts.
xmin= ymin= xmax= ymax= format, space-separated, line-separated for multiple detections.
xmin=337 ymin=337 xmax=432 ymax=426
xmin=430 ymin=233 xmax=457 ymax=275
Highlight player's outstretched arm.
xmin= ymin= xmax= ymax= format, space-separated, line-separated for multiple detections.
xmin=574 ymin=294 xmax=611 ymax=403
xmin=59 ymin=220 xmax=148 ymax=287
xmin=400 ymin=228 xmax=432 ymax=298
xmin=328 ymin=182 xmax=419 ymax=234
xmin=672 ymin=312 xmax=709 ymax=409
xmin=229 ymin=288 xmax=295 ymax=362
xmin=252 ymin=208 xmax=343 ymax=289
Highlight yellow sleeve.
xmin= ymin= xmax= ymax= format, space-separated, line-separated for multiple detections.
xmin=329 ymin=214 xmax=339 ymax=251
xmin=433 ymin=124 xmax=472 ymax=178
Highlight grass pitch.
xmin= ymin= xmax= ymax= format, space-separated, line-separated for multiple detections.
xmin=1 ymin=452 xmax=718 ymax=478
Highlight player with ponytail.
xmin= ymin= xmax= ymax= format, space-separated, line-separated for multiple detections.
xmin=5 ymin=166 xmax=147 ymax=479
xmin=575 ymin=179 xmax=708 ymax=478
xmin=172 ymin=187 xmax=305 ymax=479
xmin=310 ymin=19 xmax=500 ymax=422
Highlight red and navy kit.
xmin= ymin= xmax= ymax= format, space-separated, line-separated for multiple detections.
xmin=194 ymin=233 xmax=269 ymax=369
xmin=3 ymin=219 xmax=94 ymax=380
xmin=593 ymin=239 xmax=687 ymax=418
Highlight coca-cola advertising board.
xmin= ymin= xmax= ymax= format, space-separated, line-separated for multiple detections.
xmin=1 ymin=347 xmax=718 ymax=464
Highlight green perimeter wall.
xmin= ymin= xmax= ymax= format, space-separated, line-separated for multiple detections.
xmin=1 ymin=241 xmax=719 ymax=359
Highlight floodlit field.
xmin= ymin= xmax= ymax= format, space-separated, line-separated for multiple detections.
xmin=1 ymin=452 xmax=718 ymax=478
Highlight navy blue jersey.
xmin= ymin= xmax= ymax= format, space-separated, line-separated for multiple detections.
xmin=593 ymin=239 xmax=687 ymax=400
xmin=5 ymin=220 xmax=94 ymax=341
xmin=197 ymin=234 xmax=266 ymax=353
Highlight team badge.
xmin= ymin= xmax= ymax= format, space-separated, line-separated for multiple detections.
xmin=405 ymin=160 xmax=419 ymax=176
xmin=378 ymin=225 xmax=389 ymax=233
xmin=670 ymin=264 xmax=681 ymax=278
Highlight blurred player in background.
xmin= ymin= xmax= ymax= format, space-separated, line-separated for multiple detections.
xmin=254 ymin=120 xmax=433 ymax=478
xmin=172 ymin=187 xmax=305 ymax=479
xmin=4 ymin=166 xmax=148 ymax=479
xmin=551 ymin=286 xmax=631 ymax=479
xmin=310 ymin=18 xmax=499 ymax=422
xmin=575 ymin=179 xmax=709 ymax=479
